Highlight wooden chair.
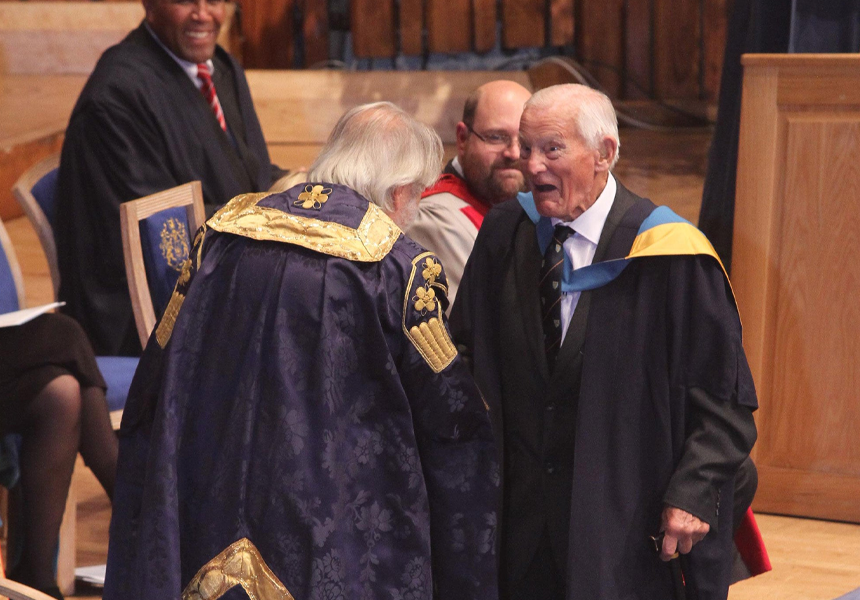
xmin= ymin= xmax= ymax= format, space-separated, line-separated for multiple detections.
xmin=1 ymin=552 xmax=55 ymax=600
xmin=0 ymin=578 xmax=58 ymax=600
xmin=0 ymin=552 xmax=57 ymax=600
xmin=11 ymin=154 xmax=61 ymax=298
xmin=11 ymin=154 xmax=138 ymax=425
xmin=120 ymin=181 xmax=205 ymax=349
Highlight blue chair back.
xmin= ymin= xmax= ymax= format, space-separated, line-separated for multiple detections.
xmin=31 ymin=168 xmax=60 ymax=226
xmin=0 ymin=245 xmax=20 ymax=314
xmin=138 ymin=206 xmax=192 ymax=316
xmin=0 ymin=219 xmax=22 ymax=315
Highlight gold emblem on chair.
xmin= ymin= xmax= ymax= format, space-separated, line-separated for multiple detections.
xmin=182 ymin=538 xmax=295 ymax=600
xmin=159 ymin=217 xmax=190 ymax=272
xmin=294 ymin=184 xmax=333 ymax=210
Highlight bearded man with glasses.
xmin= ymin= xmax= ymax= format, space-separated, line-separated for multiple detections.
xmin=406 ymin=80 xmax=531 ymax=305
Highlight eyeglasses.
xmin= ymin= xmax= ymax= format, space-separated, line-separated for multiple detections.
xmin=466 ymin=124 xmax=516 ymax=149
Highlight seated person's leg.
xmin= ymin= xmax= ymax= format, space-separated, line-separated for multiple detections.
xmin=79 ymin=385 xmax=118 ymax=500
xmin=14 ymin=375 xmax=81 ymax=594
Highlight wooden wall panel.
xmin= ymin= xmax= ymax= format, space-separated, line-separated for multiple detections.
xmin=702 ymin=0 xmax=728 ymax=101
xmin=351 ymin=0 xmax=396 ymax=57
xmin=0 ymin=0 xmax=727 ymax=101
xmin=653 ymin=0 xmax=700 ymax=98
xmin=550 ymin=0 xmax=574 ymax=47
xmin=502 ymin=0 xmax=545 ymax=48
xmin=734 ymin=56 xmax=860 ymax=523
xmin=624 ymin=0 xmax=652 ymax=99
xmin=242 ymin=0 xmax=295 ymax=68
xmin=473 ymin=0 xmax=497 ymax=52
xmin=400 ymin=0 xmax=424 ymax=55
xmin=302 ymin=0 xmax=329 ymax=67
xmin=576 ymin=0 xmax=624 ymax=97
xmin=426 ymin=0 xmax=471 ymax=52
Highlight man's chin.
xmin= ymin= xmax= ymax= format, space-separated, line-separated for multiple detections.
xmin=491 ymin=176 xmax=526 ymax=200
xmin=533 ymin=196 xmax=567 ymax=220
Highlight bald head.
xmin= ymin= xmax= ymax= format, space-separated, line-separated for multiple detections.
xmin=457 ymin=80 xmax=532 ymax=205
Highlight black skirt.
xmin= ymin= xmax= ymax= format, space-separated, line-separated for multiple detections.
xmin=0 ymin=313 xmax=105 ymax=435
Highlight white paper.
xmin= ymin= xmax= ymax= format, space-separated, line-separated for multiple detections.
xmin=0 ymin=302 xmax=65 ymax=328
xmin=74 ymin=563 xmax=106 ymax=586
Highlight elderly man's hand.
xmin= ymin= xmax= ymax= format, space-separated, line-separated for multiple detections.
xmin=660 ymin=505 xmax=710 ymax=561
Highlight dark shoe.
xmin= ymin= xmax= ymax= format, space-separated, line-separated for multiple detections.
xmin=6 ymin=565 xmax=64 ymax=600
xmin=38 ymin=585 xmax=65 ymax=600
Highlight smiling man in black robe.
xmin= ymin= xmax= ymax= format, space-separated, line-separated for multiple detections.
xmin=450 ymin=84 xmax=759 ymax=600
xmin=54 ymin=0 xmax=284 ymax=355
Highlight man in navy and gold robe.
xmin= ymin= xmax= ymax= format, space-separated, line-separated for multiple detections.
xmin=104 ymin=103 xmax=498 ymax=600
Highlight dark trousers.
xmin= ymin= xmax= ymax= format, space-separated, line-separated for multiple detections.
xmin=504 ymin=529 xmax=566 ymax=600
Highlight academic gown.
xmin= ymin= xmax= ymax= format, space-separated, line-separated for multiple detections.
xmin=450 ymin=182 xmax=758 ymax=600
xmin=54 ymin=23 xmax=282 ymax=355
xmin=103 ymin=185 xmax=499 ymax=600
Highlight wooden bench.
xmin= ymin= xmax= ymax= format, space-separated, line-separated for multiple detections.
xmin=1 ymin=69 xmax=533 ymax=219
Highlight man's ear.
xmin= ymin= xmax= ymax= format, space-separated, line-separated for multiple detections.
xmin=596 ymin=136 xmax=618 ymax=172
xmin=391 ymin=184 xmax=415 ymax=211
xmin=455 ymin=122 xmax=470 ymax=157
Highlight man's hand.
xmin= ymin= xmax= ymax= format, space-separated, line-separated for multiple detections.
xmin=659 ymin=505 xmax=710 ymax=561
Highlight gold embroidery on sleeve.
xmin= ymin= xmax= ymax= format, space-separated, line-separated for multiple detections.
xmin=403 ymin=252 xmax=458 ymax=373
xmin=182 ymin=537 xmax=295 ymax=600
xmin=155 ymin=290 xmax=185 ymax=349
xmin=155 ymin=257 xmax=193 ymax=349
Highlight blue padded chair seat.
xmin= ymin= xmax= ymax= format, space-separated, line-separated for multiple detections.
xmin=95 ymin=356 xmax=139 ymax=412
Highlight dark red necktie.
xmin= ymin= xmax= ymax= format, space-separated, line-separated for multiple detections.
xmin=196 ymin=63 xmax=227 ymax=132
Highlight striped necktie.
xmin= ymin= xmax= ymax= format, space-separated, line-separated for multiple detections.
xmin=196 ymin=63 xmax=227 ymax=132
xmin=539 ymin=224 xmax=574 ymax=373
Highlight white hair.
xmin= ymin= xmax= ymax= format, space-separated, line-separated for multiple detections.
xmin=308 ymin=102 xmax=443 ymax=211
xmin=525 ymin=84 xmax=620 ymax=169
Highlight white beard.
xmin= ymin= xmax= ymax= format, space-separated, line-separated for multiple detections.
xmin=390 ymin=195 xmax=420 ymax=230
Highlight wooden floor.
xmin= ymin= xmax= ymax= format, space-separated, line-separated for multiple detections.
xmin=4 ymin=126 xmax=860 ymax=599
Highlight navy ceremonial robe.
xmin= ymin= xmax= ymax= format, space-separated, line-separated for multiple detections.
xmin=450 ymin=182 xmax=757 ymax=600
xmin=54 ymin=23 xmax=283 ymax=355
xmin=104 ymin=185 xmax=499 ymax=600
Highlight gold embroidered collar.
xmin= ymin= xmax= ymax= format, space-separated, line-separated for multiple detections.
xmin=207 ymin=191 xmax=401 ymax=262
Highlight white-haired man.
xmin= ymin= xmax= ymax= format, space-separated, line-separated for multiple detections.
xmin=406 ymin=80 xmax=531 ymax=304
xmin=451 ymin=84 xmax=761 ymax=599
xmin=104 ymin=102 xmax=499 ymax=600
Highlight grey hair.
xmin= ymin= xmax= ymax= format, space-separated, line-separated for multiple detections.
xmin=308 ymin=102 xmax=443 ymax=211
xmin=525 ymin=84 xmax=620 ymax=169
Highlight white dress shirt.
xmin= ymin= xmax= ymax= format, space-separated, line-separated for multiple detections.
xmin=553 ymin=173 xmax=617 ymax=344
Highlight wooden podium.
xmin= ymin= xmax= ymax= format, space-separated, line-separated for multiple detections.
xmin=733 ymin=54 xmax=860 ymax=523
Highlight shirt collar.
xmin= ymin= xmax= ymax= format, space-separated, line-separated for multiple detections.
xmin=451 ymin=156 xmax=465 ymax=178
xmin=552 ymin=173 xmax=616 ymax=245
xmin=144 ymin=21 xmax=214 ymax=86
